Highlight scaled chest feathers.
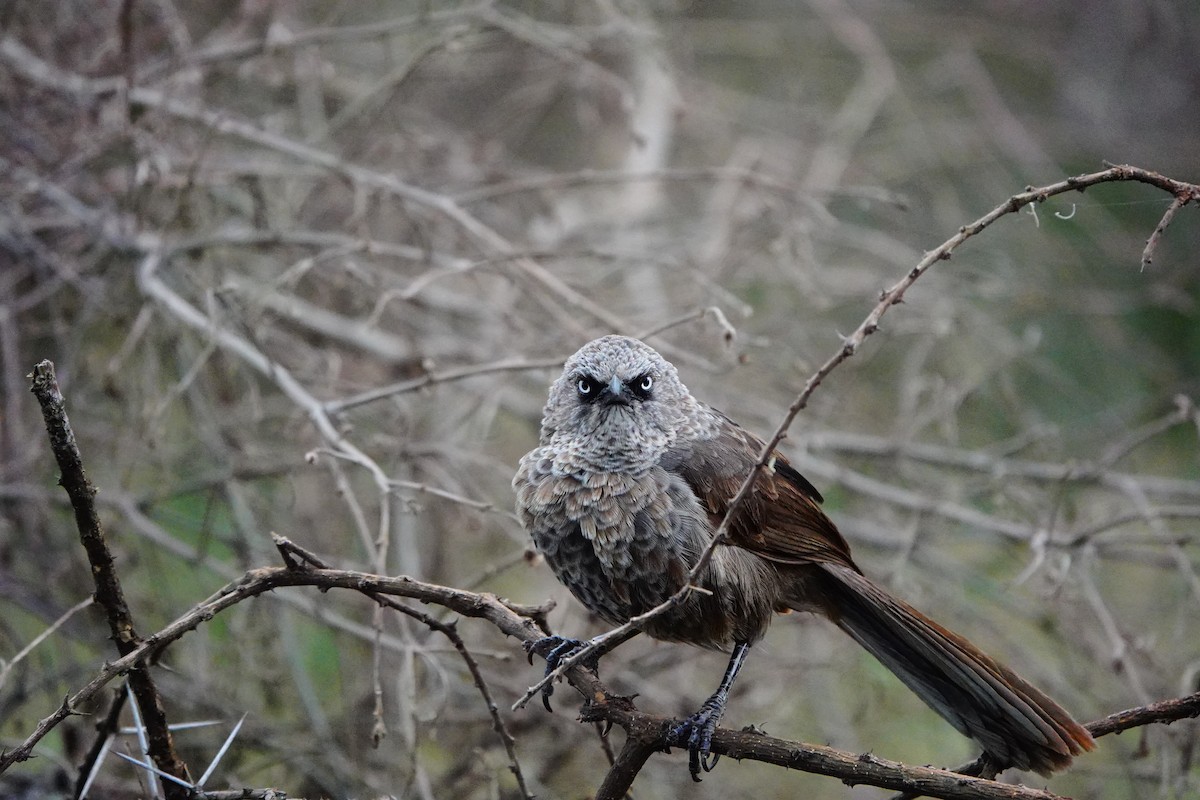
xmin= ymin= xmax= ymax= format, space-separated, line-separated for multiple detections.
xmin=514 ymin=453 xmax=673 ymax=554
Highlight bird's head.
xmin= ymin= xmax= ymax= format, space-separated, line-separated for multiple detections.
xmin=539 ymin=335 xmax=692 ymax=472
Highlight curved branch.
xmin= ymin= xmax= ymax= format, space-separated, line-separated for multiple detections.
xmin=1088 ymin=693 xmax=1200 ymax=738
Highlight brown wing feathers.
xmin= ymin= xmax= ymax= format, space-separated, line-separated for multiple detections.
xmin=673 ymin=411 xmax=858 ymax=570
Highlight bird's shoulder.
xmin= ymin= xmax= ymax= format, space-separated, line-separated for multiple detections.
xmin=662 ymin=405 xmax=858 ymax=571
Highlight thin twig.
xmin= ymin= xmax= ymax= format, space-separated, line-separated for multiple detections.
xmin=1141 ymin=194 xmax=1191 ymax=271
xmin=1099 ymin=395 xmax=1195 ymax=467
xmin=272 ymin=536 xmax=536 ymax=800
xmin=635 ymin=305 xmax=738 ymax=345
xmin=326 ymin=357 xmax=564 ymax=414
xmin=801 ymin=429 xmax=1200 ymax=499
xmin=75 ymin=688 xmax=128 ymax=800
xmin=0 ymin=596 xmax=94 ymax=690
xmin=453 ymin=166 xmax=812 ymax=205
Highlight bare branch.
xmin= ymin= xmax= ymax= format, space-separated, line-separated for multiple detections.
xmin=1141 ymin=194 xmax=1193 ymax=271
xmin=27 ymin=361 xmax=191 ymax=796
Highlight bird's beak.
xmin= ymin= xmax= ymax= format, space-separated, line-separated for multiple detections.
xmin=601 ymin=376 xmax=630 ymax=407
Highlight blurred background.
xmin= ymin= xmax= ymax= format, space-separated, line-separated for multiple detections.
xmin=2 ymin=1 xmax=1198 ymax=798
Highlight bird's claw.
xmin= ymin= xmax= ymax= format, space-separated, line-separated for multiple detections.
xmin=668 ymin=695 xmax=726 ymax=781
xmin=524 ymin=635 xmax=593 ymax=712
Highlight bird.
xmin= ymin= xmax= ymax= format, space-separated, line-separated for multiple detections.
xmin=513 ymin=334 xmax=1094 ymax=781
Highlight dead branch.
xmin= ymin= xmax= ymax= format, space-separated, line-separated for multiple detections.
xmin=27 ymin=361 xmax=191 ymax=797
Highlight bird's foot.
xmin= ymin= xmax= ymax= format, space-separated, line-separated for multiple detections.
xmin=668 ymin=692 xmax=728 ymax=781
xmin=523 ymin=635 xmax=599 ymax=712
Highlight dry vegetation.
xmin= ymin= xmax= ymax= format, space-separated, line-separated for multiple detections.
xmin=2 ymin=2 xmax=1199 ymax=799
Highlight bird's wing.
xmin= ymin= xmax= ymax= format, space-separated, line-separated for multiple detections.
xmin=662 ymin=408 xmax=859 ymax=570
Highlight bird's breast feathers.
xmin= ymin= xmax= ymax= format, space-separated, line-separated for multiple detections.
xmin=516 ymin=451 xmax=668 ymax=548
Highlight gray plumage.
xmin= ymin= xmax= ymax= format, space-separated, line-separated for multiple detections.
xmin=514 ymin=335 xmax=779 ymax=647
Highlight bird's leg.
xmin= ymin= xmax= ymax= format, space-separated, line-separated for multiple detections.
xmin=668 ymin=641 xmax=751 ymax=781
xmin=524 ymin=635 xmax=604 ymax=712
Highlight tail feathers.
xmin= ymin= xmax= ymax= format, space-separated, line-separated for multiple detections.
xmin=818 ymin=565 xmax=1094 ymax=775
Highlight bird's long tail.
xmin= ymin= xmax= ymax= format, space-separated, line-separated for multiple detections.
xmin=817 ymin=564 xmax=1094 ymax=775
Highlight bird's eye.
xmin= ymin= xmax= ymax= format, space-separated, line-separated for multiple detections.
xmin=576 ymin=376 xmax=599 ymax=398
xmin=629 ymin=373 xmax=654 ymax=399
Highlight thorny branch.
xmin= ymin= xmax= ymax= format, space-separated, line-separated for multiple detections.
xmin=27 ymin=361 xmax=191 ymax=798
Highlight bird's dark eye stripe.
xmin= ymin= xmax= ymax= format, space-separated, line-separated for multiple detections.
xmin=576 ymin=375 xmax=601 ymax=401
xmin=628 ymin=373 xmax=653 ymax=398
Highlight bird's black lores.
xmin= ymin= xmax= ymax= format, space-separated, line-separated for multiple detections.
xmin=513 ymin=335 xmax=1094 ymax=781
